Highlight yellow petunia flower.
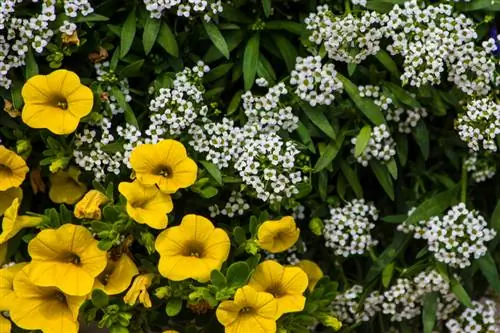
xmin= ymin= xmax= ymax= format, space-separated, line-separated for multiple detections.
xmin=26 ymin=224 xmax=107 ymax=296
xmin=94 ymin=254 xmax=139 ymax=295
xmin=10 ymin=266 xmax=86 ymax=333
xmin=123 ymin=273 xmax=155 ymax=308
xmin=0 ymin=314 xmax=10 ymax=333
xmin=0 ymin=146 xmax=29 ymax=192
xmin=216 ymin=285 xmax=278 ymax=333
xmin=21 ymin=69 xmax=94 ymax=135
xmin=0 ymin=198 xmax=42 ymax=244
xmin=155 ymin=214 xmax=230 ymax=283
xmin=74 ymin=190 xmax=109 ymax=220
xmin=118 ymin=181 xmax=173 ymax=229
xmin=49 ymin=167 xmax=87 ymax=204
xmin=248 ymin=260 xmax=308 ymax=317
xmin=257 ymin=216 xmax=300 ymax=253
xmin=0 ymin=187 xmax=22 ymax=216
xmin=130 ymin=139 xmax=198 ymax=194
xmin=296 ymin=260 xmax=324 ymax=291
xmin=0 ymin=263 xmax=27 ymax=311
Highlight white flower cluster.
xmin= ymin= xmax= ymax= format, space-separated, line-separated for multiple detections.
xmin=62 ymin=0 xmax=94 ymax=18
xmin=351 ymin=0 xmax=367 ymax=6
xmin=292 ymin=204 xmax=306 ymax=220
xmin=290 ymin=56 xmax=343 ymax=107
xmin=456 ymin=98 xmax=500 ymax=152
xmin=305 ymin=5 xmax=384 ymax=64
xmin=351 ymin=124 xmax=396 ymax=166
xmin=242 ymin=82 xmax=299 ymax=133
xmin=146 ymin=62 xmax=209 ymax=141
xmin=95 ymin=62 xmax=133 ymax=116
xmin=446 ymin=300 xmax=498 ymax=333
xmin=142 ymin=0 xmax=223 ymax=21
xmin=323 ymin=199 xmax=379 ymax=257
xmin=465 ymin=153 xmax=496 ymax=183
xmin=208 ymin=191 xmax=250 ymax=218
xmin=399 ymin=203 xmax=496 ymax=268
xmin=331 ymin=285 xmax=384 ymax=323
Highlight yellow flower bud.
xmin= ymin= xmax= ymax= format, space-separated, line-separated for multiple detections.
xmin=62 ymin=31 xmax=80 ymax=46
xmin=74 ymin=190 xmax=109 ymax=220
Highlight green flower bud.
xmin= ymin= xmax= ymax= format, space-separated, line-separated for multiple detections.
xmin=319 ymin=314 xmax=342 ymax=331
xmin=245 ymin=239 xmax=260 ymax=255
xmin=49 ymin=157 xmax=70 ymax=173
xmin=309 ymin=217 xmax=324 ymax=236
xmin=155 ymin=286 xmax=170 ymax=299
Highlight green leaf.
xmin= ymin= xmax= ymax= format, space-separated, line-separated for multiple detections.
xmin=262 ymin=0 xmax=272 ymax=17
xmin=354 ymin=125 xmax=372 ymax=157
xmin=456 ymin=0 xmax=500 ymax=11
xmin=477 ymin=253 xmax=500 ymax=293
xmin=405 ymin=186 xmax=459 ymax=225
xmin=203 ymin=21 xmax=230 ymax=59
xmin=143 ymin=16 xmax=161 ymax=55
xmin=422 ymin=293 xmax=438 ymax=333
xmin=110 ymin=46 xmax=120 ymax=71
xmin=271 ymin=33 xmax=297 ymax=72
xmin=296 ymin=121 xmax=316 ymax=153
xmin=166 ymin=298 xmax=183 ymax=317
xmin=25 ymin=47 xmax=39 ymax=79
xmin=337 ymin=74 xmax=385 ymax=125
xmin=301 ymin=103 xmax=336 ymax=140
xmin=120 ymin=8 xmax=137 ymax=58
xmin=233 ymin=226 xmax=246 ymax=244
xmin=413 ymin=121 xmax=430 ymax=160
xmin=75 ymin=14 xmax=109 ymax=22
xmin=264 ymin=21 xmax=306 ymax=35
xmin=339 ymin=159 xmax=363 ymax=198
xmin=157 ymin=23 xmax=179 ymax=57
xmin=227 ymin=90 xmax=243 ymax=115
xmin=110 ymin=326 xmax=129 ymax=333
xmin=313 ymin=136 xmax=344 ymax=173
xmin=451 ymin=279 xmax=473 ymax=308
xmin=318 ymin=170 xmax=328 ymax=201
xmin=111 ymin=86 xmax=138 ymax=128
xmin=382 ymin=262 xmax=394 ymax=288
xmin=490 ymin=200 xmax=500 ymax=231
xmin=91 ymin=289 xmax=109 ymax=309
xmin=387 ymin=158 xmax=398 ymax=179
xmin=243 ymin=34 xmax=260 ymax=90
xmin=257 ymin=55 xmax=277 ymax=83
xmin=365 ymin=233 xmax=410 ymax=282
xmin=204 ymin=30 xmax=244 ymax=63
xmin=369 ymin=160 xmax=395 ymax=200
xmin=203 ymin=63 xmax=234 ymax=83
xmin=200 ymin=186 xmax=218 ymax=198
xmin=118 ymin=59 xmax=145 ymax=78
xmin=226 ymin=262 xmax=250 ymax=288
xmin=395 ymin=134 xmax=408 ymax=166
xmin=210 ymin=270 xmax=227 ymax=289
xmin=385 ymin=82 xmax=420 ymax=108
xmin=375 ymin=50 xmax=400 ymax=79
xmin=200 ymin=161 xmax=223 ymax=186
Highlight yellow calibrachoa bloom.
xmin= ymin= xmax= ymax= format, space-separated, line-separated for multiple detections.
xmin=49 ymin=167 xmax=87 ymax=204
xmin=26 ymin=223 xmax=107 ymax=296
xmin=0 ymin=187 xmax=22 ymax=216
xmin=296 ymin=260 xmax=324 ymax=291
xmin=123 ymin=273 xmax=155 ymax=308
xmin=0 ymin=146 xmax=29 ymax=191
xmin=248 ymin=260 xmax=308 ymax=317
xmin=0 ymin=314 xmax=10 ymax=333
xmin=10 ymin=266 xmax=86 ymax=333
xmin=21 ymin=69 xmax=94 ymax=135
xmin=0 ymin=263 xmax=27 ymax=311
xmin=74 ymin=190 xmax=109 ymax=220
xmin=155 ymin=214 xmax=230 ymax=282
xmin=130 ymin=139 xmax=198 ymax=194
xmin=94 ymin=254 xmax=139 ymax=295
xmin=216 ymin=285 xmax=278 ymax=333
xmin=118 ymin=181 xmax=173 ymax=229
xmin=0 ymin=198 xmax=42 ymax=244
xmin=257 ymin=216 xmax=300 ymax=253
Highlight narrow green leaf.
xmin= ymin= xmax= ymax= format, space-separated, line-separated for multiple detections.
xmin=227 ymin=90 xmax=243 ymax=115
xmin=111 ymin=86 xmax=138 ymax=128
xmin=490 ymin=200 xmax=500 ymax=231
xmin=347 ymin=63 xmax=357 ymax=77
xmin=313 ymin=136 xmax=344 ymax=173
xmin=422 ymin=293 xmax=438 ymax=333
xmin=143 ymin=16 xmax=161 ymax=55
xmin=477 ymin=253 xmax=500 ymax=293
xmin=262 ymin=0 xmax=272 ymax=17
xmin=204 ymin=30 xmax=244 ymax=63
xmin=203 ymin=63 xmax=234 ymax=83
xmin=339 ymin=159 xmax=363 ymax=198
xmin=118 ymin=59 xmax=145 ymax=78
xmin=264 ymin=21 xmax=306 ymax=35
xmin=337 ymin=74 xmax=385 ymax=125
xmin=25 ymin=47 xmax=39 ymax=79
xmin=365 ymin=233 xmax=410 ymax=282
xmin=120 ymin=8 xmax=137 ymax=58
xmin=385 ymin=82 xmax=420 ymax=108
xmin=157 ymin=23 xmax=179 ymax=57
xmin=406 ymin=187 xmax=459 ymax=225
xmin=203 ymin=21 xmax=230 ymax=59
xmin=110 ymin=46 xmax=120 ymax=70
xmin=271 ymin=33 xmax=297 ymax=72
xmin=369 ymin=160 xmax=395 ymax=200
xmin=413 ymin=121 xmax=430 ymax=159
xmin=301 ymin=103 xmax=336 ymax=140
xmin=75 ymin=14 xmax=109 ymax=22
xmin=354 ymin=125 xmax=372 ymax=157
xmin=395 ymin=134 xmax=408 ymax=166
xmin=200 ymin=161 xmax=223 ymax=186
xmin=382 ymin=263 xmax=394 ymax=288
xmin=375 ymin=50 xmax=400 ymax=79
xmin=243 ymin=34 xmax=260 ymax=90
xmin=296 ymin=121 xmax=316 ymax=153
xmin=318 ymin=170 xmax=328 ymax=201
xmin=387 ymin=158 xmax=398 ymax=179
xmin=451 ymin=279 xmax=473 ymax=308
xmin=257 ymin=54 xmax=277 ymax=83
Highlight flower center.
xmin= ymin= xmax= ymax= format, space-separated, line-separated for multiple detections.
xmin=52 ymin=95 xmax=69 ymax=110
xmin=0 ymin=164 xmax=11 ymax=175
xmin=266 ymin=284 xmax=285 ymax=298
xmin=54 ymin=291 xmax=66 ymax=303
xmin=155 ymin=165 xmax=172 ymax=178
xmin=239 ymin=306 xmax=255 ymax=314
xmin=65 ymin=253 xmax=81 ymax=265
xmin=183 ymin=241 xmax=205 ymax=258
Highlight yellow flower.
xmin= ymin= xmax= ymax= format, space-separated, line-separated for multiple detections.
xmin=0 ymin=146 xmax=29 ymax=192
xmin=0 ymin=187 xmax=22 ymax=216
xmin=130 ymin=139 xmax=198 ymax=194
xmin=10 ymin=266 xmax=86 ymax=333
xmin=155 ymin=214 xmax=230 ymax=283
xmin=123 ymin=273 xmax=155 ymax=308
xmin=26 ymin=224 xmax=107 ymax=296
xmin=248 ymin=260 xmax=308 ymax=317
xmin=0 ymin=314 xmax=10 ymax=333
xmin=94 ymin=254 xmax=139 ymax=295
xmin=0 ymin=198 xmax=41 ymax=244
xmin=216 ymin=285 xmax=278 ymax=333
xmin=296 ymin=260 xmax=323 ymax=291
xmin=21 ymin=69 xmax=94 ymax=135
xmin=257 ymin=216 xmax=300 ymax=253
xmin=118 ymin=181 xmax=173 ymax=229
xmin=49 ymin=167 xmax=87 ymax=204
xmin=0 ymin=263 xmax=27 ymax=311
xmin=74 ymin=190 xmax=109 ymax=220
xmin=62 ymin=31 xmax=80 ymax=46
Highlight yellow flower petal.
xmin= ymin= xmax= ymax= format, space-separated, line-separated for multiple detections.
xmin=0 ymin=314 xmax=11 ymax=333
xmin=94 ymin=254 xmax=139 ymax=295
xmin=27 ymin=224 xmax=107 ymax=296
xmin=257 ymin=216 xmax=300 ymax=253
xmin=0 ymin=146 xmax=29 ymax=192
xmin=0 ymin=187 xmax=22 ymax=216
xmin=49 ymin=167 xmax=87 ymax=204
xmin=74 ymin=190 xmax=109 ymax=220
xmin=0 ymin=198 xmax=41 ymax=244
xmin=0 ymin=263 xmax=27 ymax=311
xmin=123 ymin=273 xmax=154 ymax=308
xmin=296 ymin=260 xmax=323 ymax=291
